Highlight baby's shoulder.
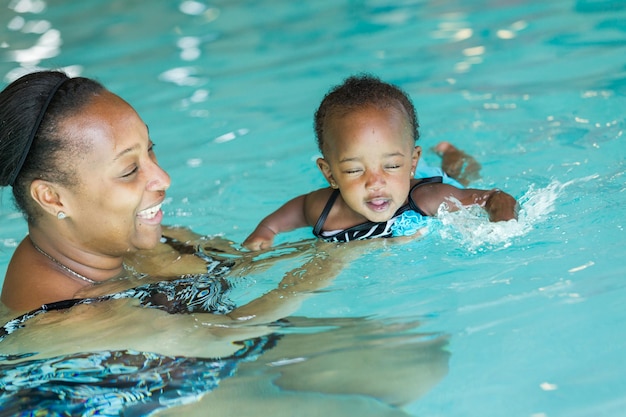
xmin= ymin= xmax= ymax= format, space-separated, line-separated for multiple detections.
xmin=306 ymin=187 xmax=336 ymax=200
xmin=303 ymin=188 xmax=337 ymax=225
xmin=410 ymin=180 xmax=460 ymax=215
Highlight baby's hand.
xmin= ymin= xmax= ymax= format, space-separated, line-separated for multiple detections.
xmin=483 ymin=189 xmax=518 ymax=221
xmin=242 ymin=224 xmax=277 ymax=251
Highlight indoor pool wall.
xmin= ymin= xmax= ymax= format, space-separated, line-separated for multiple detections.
xmin=1 ymin=1 xmax=625 ymax=416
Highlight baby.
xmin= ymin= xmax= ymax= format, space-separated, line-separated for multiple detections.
xmin=243 ymin=75 xmax=517 ymax=250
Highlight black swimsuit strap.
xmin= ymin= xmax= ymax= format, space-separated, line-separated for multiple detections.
xmin=160 ymin=235 xmax=198 ymax=254
xmin=313 ymin=189 xmax=340 ymax=236
xmin=313 ymin=177 xmax=443 ymax=237
xmin=408 ymin=176 xmax=443 ymax=214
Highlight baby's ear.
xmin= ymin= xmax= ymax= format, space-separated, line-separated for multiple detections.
xmin=316 ymin=158 xmax=337 ymax=188
xmin=412 ymin=145 xmax=422 ymax=173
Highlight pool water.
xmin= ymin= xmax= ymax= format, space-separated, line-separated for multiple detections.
xmin=1 ymin=0 xmax=626 ymax=416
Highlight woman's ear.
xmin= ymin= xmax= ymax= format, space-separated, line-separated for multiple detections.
xmin=316 ymin=157 xmax=338 ymax=189
xmin=30 ymin=180 xmax=67 ymax=218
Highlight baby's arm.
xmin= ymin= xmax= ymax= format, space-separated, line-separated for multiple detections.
xmin=413 ymin=183 xmax=518 ymax=222
xmin=243 ymin=195 xmax=309 ymax=250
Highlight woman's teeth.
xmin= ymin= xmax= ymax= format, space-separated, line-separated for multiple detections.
xmin=138 ymin=203 xmax=162 ymax=219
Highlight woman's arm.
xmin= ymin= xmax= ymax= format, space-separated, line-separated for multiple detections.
xmin=228 ymin=240 xmax=367 ymax=324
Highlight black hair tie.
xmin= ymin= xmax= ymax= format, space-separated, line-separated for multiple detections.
xmin=8 ymin=76 xmax=68 ymax=187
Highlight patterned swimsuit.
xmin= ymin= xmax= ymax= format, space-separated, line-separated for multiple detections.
xmin=0 ymin=246 xmax=279 ymax=416
xmin=313 ymin=176 xmax=442 ymax=242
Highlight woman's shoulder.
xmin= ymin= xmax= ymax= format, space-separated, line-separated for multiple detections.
xmin=1 ymin=238 xmax=83 ymax=312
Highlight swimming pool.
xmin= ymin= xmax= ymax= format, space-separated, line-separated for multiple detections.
xmin=1 ymin=0 xmax=625 ymax=415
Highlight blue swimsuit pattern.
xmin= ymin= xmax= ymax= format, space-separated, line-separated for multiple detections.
xmin=0 ymin=336 xmax=278 ymax=417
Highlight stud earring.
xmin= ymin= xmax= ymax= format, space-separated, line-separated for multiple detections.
xmin=57 ymin=211 xmax=67 ymax=220
xmin=330 ymin=181 xmax=338 ymax=189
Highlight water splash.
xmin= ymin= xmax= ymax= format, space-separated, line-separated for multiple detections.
xmin=434 ymin=177 xmax=592 ymax=253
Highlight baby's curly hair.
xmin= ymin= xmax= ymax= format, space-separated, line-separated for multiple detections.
xmin=314 ymin=74 xmax=419 ymax=153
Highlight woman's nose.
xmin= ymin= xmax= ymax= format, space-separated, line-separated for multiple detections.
xmin=146 ymin=161 xmax=171 ymax=192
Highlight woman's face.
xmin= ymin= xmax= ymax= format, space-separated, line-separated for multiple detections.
xmin=58 ymin=91 xmax=171 ymax=255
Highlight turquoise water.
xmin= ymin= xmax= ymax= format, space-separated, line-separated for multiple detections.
xmin=1 ymin=0 xmax=626 ymax=416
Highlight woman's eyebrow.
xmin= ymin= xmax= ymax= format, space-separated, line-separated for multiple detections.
xmin=113 ymin=125 xmax=150 ymax=161
xmin=113 ymin=144 xmax=141 ymax=161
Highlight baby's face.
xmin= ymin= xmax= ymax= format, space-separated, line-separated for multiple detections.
xmin=319 ymin=104 xmax=419 ymax=222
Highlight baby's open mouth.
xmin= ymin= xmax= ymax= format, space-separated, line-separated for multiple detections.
xmin=367 ymin=198 xmax=390 ymax=211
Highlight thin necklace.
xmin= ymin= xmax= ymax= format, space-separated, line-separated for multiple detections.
xmin=31 ymin=241 xmax=98 ymax=285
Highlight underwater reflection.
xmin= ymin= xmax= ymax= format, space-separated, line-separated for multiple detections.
xmin=0 ymin=295 xmax=448 ymax=416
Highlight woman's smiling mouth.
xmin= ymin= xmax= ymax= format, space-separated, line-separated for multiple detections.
xmin=137 ymin=203 xmax=162 ymax=220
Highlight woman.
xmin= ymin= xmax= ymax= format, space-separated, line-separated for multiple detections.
xmin=0 ymin=70 xmax=449 ymax=415
xmin=0 ymin=70 xmax=175 ymax=310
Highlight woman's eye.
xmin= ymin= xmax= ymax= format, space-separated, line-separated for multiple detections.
xmin=148 ymin=142 xmax=159 ymax=162
xmin=122 ymin=166 xmax=139 ymax=178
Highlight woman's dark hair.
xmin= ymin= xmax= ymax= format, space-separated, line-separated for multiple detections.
xmin=313 ymin=74 xmax=419 ymax=154
xmin=0 ymin=70 xmax=105 ymax=222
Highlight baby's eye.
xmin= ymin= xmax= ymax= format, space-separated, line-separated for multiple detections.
xmin=344 ymin=168 xmax=363 ymax=174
